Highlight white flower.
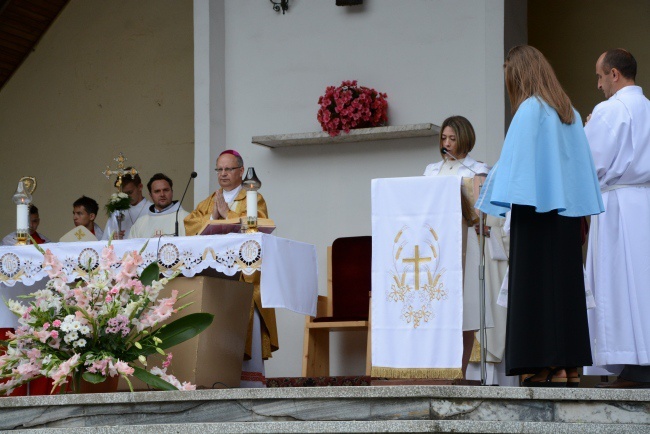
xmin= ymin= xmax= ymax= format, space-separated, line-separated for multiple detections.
xmin=79 ymin=326 xmax=91 ymax=335
xmin=118 ymin=192 xmax=128 ymax=199
xmin=124 ymin=301 xmax=141 ymax=318
xmin=64 ymin=331 xmax=78 ymax=343
xmin=73 ymin=339 xmax=87 ymax=348
xmin=6 ymin=299 xmax=27 ymax=317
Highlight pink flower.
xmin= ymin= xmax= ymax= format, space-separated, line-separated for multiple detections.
xmin=26 ymin=348 xmax=41 ymax=361
xmin=318 ymin=81 xmax=387 ymax=137
xmin=162 ymin=352 xmax=173 ymax=369
xmin=131 ymin=279 xmax=144 ymax=295
xmin=34 ymin=329 xmax=51 ymax=343
xmin=42 ymin=249 xmax=65 ymax=279
xmin=50 ymin=330 xmax=59 ymax=339
xmin=52 ymin=320 xmax=61 ymax=328
xmin=116 ymin=251 xmax=144 ymax=283
xmin=51 ymin=353 xmax=80 ymax=384
xmin=87 ymin=358 xmax=109 ymax=375
xmin=112 ymin=360 xmax=134 ymax=376
xmin=100 ymin=245 xmax=118 ymax=270
xmin=42 ymin=322 xmax=50 ymax=330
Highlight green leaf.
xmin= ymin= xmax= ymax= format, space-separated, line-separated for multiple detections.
xmin=82 ymin=371 xmax=107 ymax=384
xmin=140 ymin=313 xmax=214 ymax=357
xmin=132 ymin=366 xmax=178 ymax=391
xmin=140 ymin=261 xmax=160 ymax=287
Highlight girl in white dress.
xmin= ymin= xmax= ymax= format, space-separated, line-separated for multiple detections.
xmin=423 ymin=116 xmax=492 ymax=378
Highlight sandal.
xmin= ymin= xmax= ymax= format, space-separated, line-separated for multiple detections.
xmin=521 ymin=367 xmax=567 ymax=388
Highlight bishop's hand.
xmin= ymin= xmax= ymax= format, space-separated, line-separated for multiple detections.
xmin=213 ymin=190 xmax=230 ymax=219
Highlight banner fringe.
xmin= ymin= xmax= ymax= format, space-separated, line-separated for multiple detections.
xmin=371 ymin=366 xmax=463 ymax=379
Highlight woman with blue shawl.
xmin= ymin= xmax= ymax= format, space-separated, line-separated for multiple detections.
xmin=476 ymin=46 xmax=604 ymax=387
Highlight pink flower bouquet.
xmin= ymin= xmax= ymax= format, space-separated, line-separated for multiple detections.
xmin=317 ymin=80 xmax=388 ymax=137
xmin=0 ymin=242 xmax=213 ymax=395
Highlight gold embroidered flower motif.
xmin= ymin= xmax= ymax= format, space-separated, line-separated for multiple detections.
xmin=387 ymin=225 xmax=446 ymax=329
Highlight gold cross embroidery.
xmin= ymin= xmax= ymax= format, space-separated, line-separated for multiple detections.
xmin=402 ymin=245 xmax=431 ymax=291
xmin=74 ymin=229 xmax=86 ymax=240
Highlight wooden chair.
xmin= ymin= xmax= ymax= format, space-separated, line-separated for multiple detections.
xmin=302 ymin=236 xmax=372 ymax=377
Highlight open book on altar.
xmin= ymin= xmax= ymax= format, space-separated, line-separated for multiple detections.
xmin=198 ymin=218 xmax=276 ymax=235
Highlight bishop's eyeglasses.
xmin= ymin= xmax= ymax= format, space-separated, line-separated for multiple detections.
xmin=215 ymin=166 xmax=242 ymax=174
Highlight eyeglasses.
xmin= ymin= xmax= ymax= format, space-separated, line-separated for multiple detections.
xmin=215 ymin=166 xmax=242 ymax=174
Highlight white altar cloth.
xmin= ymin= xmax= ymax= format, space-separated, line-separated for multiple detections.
xmin=0 ymin=234 xmax=318 ymax=328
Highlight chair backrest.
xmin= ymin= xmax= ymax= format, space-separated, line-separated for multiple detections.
xmin=330 ymin=236 xmax=372 ymax=321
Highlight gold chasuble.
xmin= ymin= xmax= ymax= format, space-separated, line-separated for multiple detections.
xmin=184 ymin=190 xmax=277 ymax=360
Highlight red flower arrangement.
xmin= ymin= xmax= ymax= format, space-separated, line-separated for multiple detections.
xmin=317 ymin=80 xmax=388 ymax=137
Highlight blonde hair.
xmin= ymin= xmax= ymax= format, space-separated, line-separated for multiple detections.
xmin=439 ymin=115 xmax=476 ymax=159
xmin=505 ymin=45 xmax=575 ymax=124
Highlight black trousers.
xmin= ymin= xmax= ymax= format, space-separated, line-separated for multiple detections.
xmin=621 ymin=365 xmax=650 ymax=382
xmin=505 ymin=205 xmax=592 ymax=375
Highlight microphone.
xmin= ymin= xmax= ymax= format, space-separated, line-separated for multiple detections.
xmin=442 ymin=148 xmax=484 ymax=177
xmin=175 ymin=171 xmax=197 ymax=236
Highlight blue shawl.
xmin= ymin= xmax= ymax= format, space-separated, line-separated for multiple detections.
xmin=477 ymin=97 xmax=604 ymax=217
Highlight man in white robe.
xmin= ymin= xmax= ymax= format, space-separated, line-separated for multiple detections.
xmin=584 ymin=49 xmax=650 ymax=388
xmin=102 ymin=169 xmax=153 ymax=240
xmin=129 ymin=173 xmax=189 ymax=239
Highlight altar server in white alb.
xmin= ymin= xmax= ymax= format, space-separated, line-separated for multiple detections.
xmin=102 ymin=169 xmax=153 ymax=240
xmin=129 ymin=173 xmax=189 ymax=239
xmin=584 ymin=48 xmax=650 ymax=389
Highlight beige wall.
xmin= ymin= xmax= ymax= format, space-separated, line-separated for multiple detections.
xmin=0 ymin=0 xmax=194 ymax=240
xmin=529 ymin=0 xmax=650 ymax=119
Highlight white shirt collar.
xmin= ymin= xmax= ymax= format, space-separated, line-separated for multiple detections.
xmin=222 ymin=185 xmax=242 ymax=204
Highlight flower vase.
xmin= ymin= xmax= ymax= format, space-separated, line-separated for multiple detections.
xmin=78 ymin=375 xmax=119 ymax=394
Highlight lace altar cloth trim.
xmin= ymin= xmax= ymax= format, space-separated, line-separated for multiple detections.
xmin=0 ymin=233 xmax=264 ymax=287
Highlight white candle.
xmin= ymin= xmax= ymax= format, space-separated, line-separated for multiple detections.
xmin=247 ymin=191 xmax=257 ymax=218
xmin=17 ymin=204 xmax=29 ymax=231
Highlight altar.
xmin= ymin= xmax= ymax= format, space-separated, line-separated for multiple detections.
xmin=0 ymin=233 xmax=318 ymax=326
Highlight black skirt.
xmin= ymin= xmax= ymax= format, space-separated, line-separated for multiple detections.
xmin=505 ymin=204 xmax=592 ymax=375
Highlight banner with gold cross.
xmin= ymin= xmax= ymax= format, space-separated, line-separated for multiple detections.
xmin=371 ymin=176 xmax=463 ymax=379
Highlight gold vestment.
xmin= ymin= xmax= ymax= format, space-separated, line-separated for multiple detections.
xmin=184 ymin=189 xmax=277 ymax=359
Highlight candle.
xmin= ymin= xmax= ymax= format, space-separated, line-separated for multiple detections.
xmin=17 ymin=203 xmax=28 ymax=231
xmin=247 ymin=191 xmax=257 ymax=218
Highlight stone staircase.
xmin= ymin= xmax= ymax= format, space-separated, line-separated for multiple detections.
xmin=1 ymin=385 xmax=649 ymax=433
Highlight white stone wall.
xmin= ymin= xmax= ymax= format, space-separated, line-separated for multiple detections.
xmin=194 ymin=0 xmax=506 ymax=377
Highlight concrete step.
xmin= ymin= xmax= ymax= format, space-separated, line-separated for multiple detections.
xmin=10 ymin=420 xmax=650 ymax=433
xmin=2 ymin=385 xmax=649 ymax=432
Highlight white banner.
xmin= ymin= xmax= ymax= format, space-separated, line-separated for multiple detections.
xmin=371 ymin=176 xmax=463 ymax=378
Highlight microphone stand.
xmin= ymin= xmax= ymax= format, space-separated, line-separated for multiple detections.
xmin=478 ymin=187 xmax=487 ymax=386
xmin=443 ymin=149 xmax=488 ymax=385
xmin=175 ymin=171 xmax=197 ymax=236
